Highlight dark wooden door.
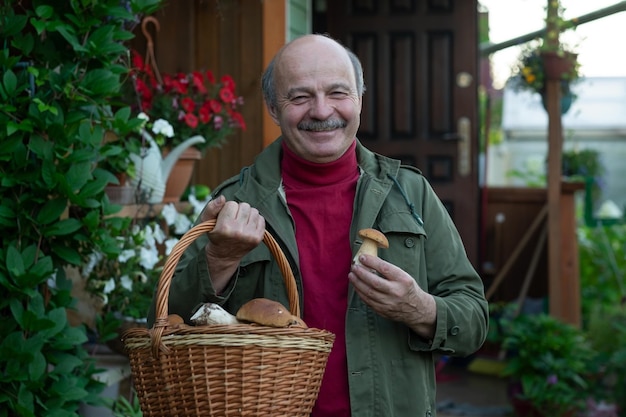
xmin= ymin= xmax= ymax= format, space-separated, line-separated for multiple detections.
xmin=319 ymin=0 xmax=480 ymax=265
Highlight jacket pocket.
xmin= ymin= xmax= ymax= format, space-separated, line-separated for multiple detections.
xmin=376 ymin=211 xmax=427 ymax=286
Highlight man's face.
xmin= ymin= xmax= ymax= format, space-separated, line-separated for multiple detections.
xmin=268 ymin=36 xmax=362 ymax=164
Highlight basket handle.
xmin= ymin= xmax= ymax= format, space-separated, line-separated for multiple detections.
xmin=150 ymin=219 xmax=299 ymax=357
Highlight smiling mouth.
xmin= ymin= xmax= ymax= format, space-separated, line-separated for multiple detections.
xmin=298 ymin=119 xmax=347 ymax=132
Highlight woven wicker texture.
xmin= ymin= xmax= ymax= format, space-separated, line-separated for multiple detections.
xmin=122 ymin=220 xmax=335 ymax=417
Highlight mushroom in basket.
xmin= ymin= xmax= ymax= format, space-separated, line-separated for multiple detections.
xmin=190 ymin=298 xmax=307 ymax=328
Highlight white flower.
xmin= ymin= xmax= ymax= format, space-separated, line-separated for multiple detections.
xmin=152 ymin=223 xmax=166 ymax=245
xmin=164 ymin=238 xmax=179 ymax=256
xmin=139 ymin=245 xmax=160 ymax=270
xmin=120 ymin=275 xmax=134 ymax=292
xmin=143 ymin=223 xmax=165 ymax=247
xmin=161 ymin=203 xmax=178 ymax=227
xmin=188 ymin=194 xmax=210 ymax=218
xmin=138 ymin=112 xmax=150 ymax=121
xmin=142 ymin=224 xmax=157 ymax=248
xmin=118 ymin=249 xmax=136 ymax=263
xmin=173 ymin=212 xmax=192 ymax=235
xmin=152 ymin=118 xmax=175 ymax=138
xmin=104 ymin=278 xmax=116 ymax=294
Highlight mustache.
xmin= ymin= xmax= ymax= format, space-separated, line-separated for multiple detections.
xmin=298 ymin=119 xmax=347 ymax=131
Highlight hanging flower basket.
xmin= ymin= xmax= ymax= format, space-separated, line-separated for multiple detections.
xmin=509 ymin=42 xmax=581 ymax=98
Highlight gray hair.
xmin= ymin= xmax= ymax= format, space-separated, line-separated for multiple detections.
xmin=261 ymin=35 xmax=366 ymax=110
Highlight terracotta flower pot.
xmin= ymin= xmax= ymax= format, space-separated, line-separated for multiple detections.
xmin=162 ymin=146 xmax=202 ymax=203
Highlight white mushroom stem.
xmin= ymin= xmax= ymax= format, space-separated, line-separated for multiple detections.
xmin=353 ymin=228 xmax=388 ymax=267
xmin=353 ymin=239 xmax=380 ymax=266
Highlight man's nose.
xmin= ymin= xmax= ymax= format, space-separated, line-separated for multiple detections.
xmin=309 ymin=96 xmax=335 ymax=119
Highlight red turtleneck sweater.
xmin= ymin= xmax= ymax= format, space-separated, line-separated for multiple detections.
xmin=281 ymin=140 xmax=359 ymax=417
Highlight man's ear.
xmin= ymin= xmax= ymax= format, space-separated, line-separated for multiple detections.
xmin=265 ymin=102 xmax=280 ymax=126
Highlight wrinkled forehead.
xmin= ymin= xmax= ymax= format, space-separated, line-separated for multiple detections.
xmin=275 ymin=37 xmax=356 ymax=91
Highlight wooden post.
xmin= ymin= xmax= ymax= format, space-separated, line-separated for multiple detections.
xmin=544 ymin=1 xmax=580 ymax=326
xmin=261 ymin=0 xmax=286 ymax=147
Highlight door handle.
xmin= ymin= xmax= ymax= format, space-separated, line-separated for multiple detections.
xmin=457 ymin=117 xmax=471 ymax=177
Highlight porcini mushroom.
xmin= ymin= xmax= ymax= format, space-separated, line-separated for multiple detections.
xmin=353 ymin=228 xmax=389 ymax=266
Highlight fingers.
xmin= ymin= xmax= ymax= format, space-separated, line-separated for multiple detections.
xmin=200 ymin=195 xmax=226 ymax=221
xmin=349 ymin=256 xmax=422 ymax=320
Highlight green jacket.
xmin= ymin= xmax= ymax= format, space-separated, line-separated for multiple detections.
xmin=151 ymin=138 xmax=489 ymax=417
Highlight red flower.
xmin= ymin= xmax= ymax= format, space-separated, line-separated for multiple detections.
xmin=219 ymin=87 xmax=234 ymax=103
xmin=184 ymin=113 xmax=199 ymax=129
xmin=208 ymin=99 xmax=222 ymax=113
xmin=192 ymin=71 xmax=207 ymax=94
xmin=181 ymin=97 xmax=195 ymax=113
xmin=230 ymin=111 xmax=246 ymax=131
xmin=131 ymin=50 xmax=145 ymax=71
xmin=199 ymin=104 xmax=212 ymax=123
xmin=128 ymin=49 xmax=245 ymax=152
xmin=205 ymin=70 xmax=215 ymax=84
xmin=221 ymin=74 xmax=235 ymax=90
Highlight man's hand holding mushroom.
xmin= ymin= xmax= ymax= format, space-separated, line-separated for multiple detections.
xmin=349 ymin=229 xmax=437 ymax=340
xmin=200 ymin=195 xmax=265 ymax=294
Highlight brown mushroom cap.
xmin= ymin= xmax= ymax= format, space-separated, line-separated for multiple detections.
xmin=236 ymin=298 xmax=307 ymax=328
xmin=358 ymin=228 xmax=389 ymax=248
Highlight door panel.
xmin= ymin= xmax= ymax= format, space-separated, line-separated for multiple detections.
xmin=319 ymin=0 xmax=480 ymax=265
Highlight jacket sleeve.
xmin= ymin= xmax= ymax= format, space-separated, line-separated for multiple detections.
xmin=407 ymin=177 xmax=489 ymax=357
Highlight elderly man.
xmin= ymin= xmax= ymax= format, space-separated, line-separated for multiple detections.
xmin=151 ymin=34 xmax=488 ymax=416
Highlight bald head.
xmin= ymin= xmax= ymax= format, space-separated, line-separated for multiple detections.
xmin=261 ymin=34 xmax=365 ymax=110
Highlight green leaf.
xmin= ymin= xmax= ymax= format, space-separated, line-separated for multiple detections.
xmin=28 ymin=351 xmax=46 ymax=380
xmin=65 ymin=161 xmax=92 ymax=192
xmin=6 ymin=245 xmax=25 ymax=277
xmin=3 ymin=69 xmax=17 ymax=96
xmin=51 ymin=326 xmax=87 ymax=350
xmin=29 ymin=135 xmax=53 ymax=159
xmin=51 ymin=244 xmax=81 ymax=265
xmin=41 ymin=159 xmax=57 ymax=187
xmin=30 ymin=256 xmax=54 ymax=278
xmin=17 ymin=385 xmax=35 ymax=416
xmin=36 ymin=198 xmax=68 ymax=225
xmin=0 ymin=13 xmax=28 ymax=37
xmin=80 ymin=69 xmax=120 ymax=96
xmin=50 ymin=353 xmax=83 ymax=375
xmin=39 ymin=308 xmax=66 ymax=339
xmin=9 ymin=298 xmax=25 ymax=327
xmin=55 ymin=25 xmax=84 ymax=52
xmin=44 ymin=218 xmax=82 ymax=237
xmin=35 ymin=5 xmax=54 ymax=19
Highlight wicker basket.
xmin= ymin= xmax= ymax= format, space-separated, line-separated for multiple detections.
xmin=122 ymin=220 xmax=335 ymax=417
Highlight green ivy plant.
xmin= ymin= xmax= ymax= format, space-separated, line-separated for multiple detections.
xmin=0 ymin=1 xmax=161 ymax=416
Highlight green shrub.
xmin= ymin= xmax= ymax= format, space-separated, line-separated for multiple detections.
xmin=0 ymin=1 xmax=161 ymax=415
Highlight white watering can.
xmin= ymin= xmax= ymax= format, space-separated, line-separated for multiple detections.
xmin=129 ymin=129 xmax=206 ymax=203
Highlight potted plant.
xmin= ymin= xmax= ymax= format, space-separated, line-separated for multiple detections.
xmin=126 ymin=46 xmax=247 ymax=201
xmin=500 ymin=312 xmax=594 ymax=417
xmin=130 ymin=49 xmax=247 ymax=153
xmin=509 ymin=2 xmax=581 ymax=114
xmin=509 ymin=40 xmax=581 ymax=114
